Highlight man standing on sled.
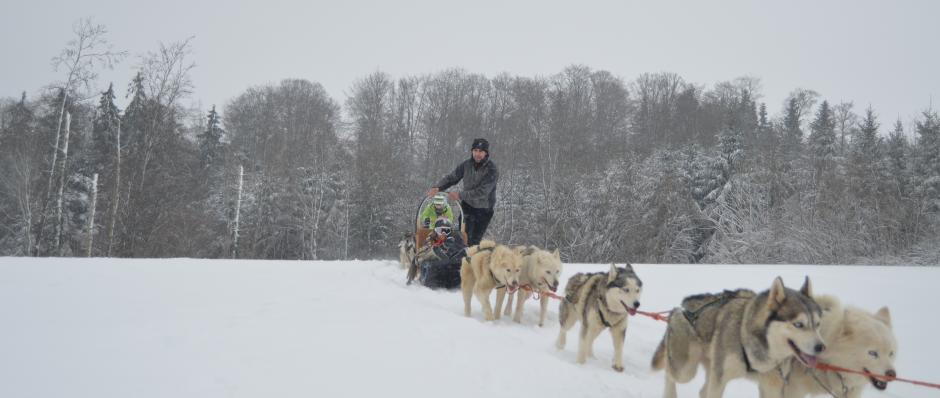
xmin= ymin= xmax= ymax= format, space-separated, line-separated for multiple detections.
xmin=427 ymin=138 xmax=499 ymax=246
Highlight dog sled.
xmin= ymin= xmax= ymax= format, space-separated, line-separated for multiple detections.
xmin=404 ymin=194 xmax=468 ymax=289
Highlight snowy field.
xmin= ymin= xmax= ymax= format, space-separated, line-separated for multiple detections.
xmin=0 ymin=257 xmax=936 ymax=398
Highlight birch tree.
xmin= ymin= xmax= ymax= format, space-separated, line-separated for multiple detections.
xmin=34 ymin=18 xmax=125 ymax=255
xmin=85 ymin=173 xmax=98 ymax=256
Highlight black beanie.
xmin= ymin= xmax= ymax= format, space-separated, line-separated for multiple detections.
xmin=471 ymin=138 xmax=489 ymax=153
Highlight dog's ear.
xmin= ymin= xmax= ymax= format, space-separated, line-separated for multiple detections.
xmin=608 ymin=263 xmax=618 ymax=283
xmin=875 ymin=307 xmax=892 ymax=327
xmin=623 ymin=263 xmax=634 ymax=272
xmin=816 ymin=295 xmax=841 ymax=313
xmin=800 ymin=276 xmax=813 ymax=298
xmin=768 ymin=276 xmax=786 ymax=308
xmin=553 ymin=249 xmax=560 ymax=260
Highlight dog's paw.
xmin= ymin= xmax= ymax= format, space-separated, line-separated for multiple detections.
xmin=612 ymin=364 xmax=624 ymax=372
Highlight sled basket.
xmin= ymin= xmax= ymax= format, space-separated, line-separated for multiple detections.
xmin=413 ymin=195 xmax=467 ymax=248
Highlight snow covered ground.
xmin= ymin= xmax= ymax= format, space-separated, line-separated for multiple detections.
xmin=0 ymin=257 xmax=936 ymax=398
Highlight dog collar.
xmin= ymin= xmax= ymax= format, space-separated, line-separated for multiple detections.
xmin=597 ymin=297 xmax=624 ymax=327
xmin=489 ymin=268 xmax=506 ymax=289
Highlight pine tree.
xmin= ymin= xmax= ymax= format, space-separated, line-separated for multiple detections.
xmin=809 ymin=100 xmax=837 ymax=163
xmin=782 ymin=97 xmax=803 ymax=158
xmin=886 ymin=119 xmax=909 ymax=196
xmin=198 ymin=105 xmax=225 ymax=168
xmin=90 ymin=83 xmax=120 ymax=171
xmin=735 ymin=89 xmax=758 ymax=151
xmin=849 ymin=107 xmax=882 ymax=202
xmin=1 ymin=92 xmax=35 ymax=152
xmin=123 ymin=72 xmax=147 ymax=148
xmin=718 ymin=124 xmax=743 ymax=173
xmin=758 ymin=102 xmax=769 ymax=131
xmin=914 ymin=110 xmax=940 ymax=211
xmin=806 ymin=100 xmax=840 ymax=218
xmin=853 ymin=108 xmax=881 ymax=160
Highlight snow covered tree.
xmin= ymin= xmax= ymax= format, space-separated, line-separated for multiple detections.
xmin=807 ymin=100 xmax=840 ymax=218
xmin=85 ymin=83 xmax=122 ymax=256
xmin=848 ymin=107 xmax=884 ymax=204
xmin=90 ymin=83 xmax=120 ymax=171
xmin=37 ymin=19 xmax=124 ymax=255
xmin=225 ymin=78 xmax=345 ymax=259
xmin=782 ymin=97 xmax=803 ymax=158
xmin=809 ymin=100 xmax=837 ymax=170
xmin=1 ymin=93 xmax=35 ymax=151
xmin=832 ymin=101 xmax=857 ymax=156
xmin=914 ymin=110 xmax=940 ymax=212
xmin=886 ymin=119 xmax=911 ymax=196
xmin=346 ymin=72 xmax=399 ymax=258
xmin=198 ymin=105 xmax=225 ymax=168
xmin=0 ymin=93 xmax=39 ymax=254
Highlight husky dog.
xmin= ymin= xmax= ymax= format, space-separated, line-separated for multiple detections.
xmin=651 ymin=276 xmax=825 ymax=398
xmin=399 ymin=232 xmax=416 ymax=269
xmin=496 ymin=246 xmax=563 ymax=326
xmin=555 ymin=264 xmax=642 ymax=372
xmin=460 ymin=240 xmax=524 ymax=321
xmin=782 ymin=295 xmax=897 ymax=398
xmin=400 ymin=233 xmax=420 ymax=284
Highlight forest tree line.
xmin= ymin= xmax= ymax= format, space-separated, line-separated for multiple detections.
xmin=2 ymin=20 xmax=939 ymax=264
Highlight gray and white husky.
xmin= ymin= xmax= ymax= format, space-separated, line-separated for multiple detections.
xmin=651 ymin=276 xmax=826 ymax=398
xmin=399 ymin=233 xmax=416 ymax=267
xmin=555 ymin=263 xmax=642 ymax=372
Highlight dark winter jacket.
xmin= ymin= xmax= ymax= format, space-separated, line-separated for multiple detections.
xmin=435 ymin=157 xmax=499 ymax=209
xmin=416 ymin=231 xmax=467 ymax=264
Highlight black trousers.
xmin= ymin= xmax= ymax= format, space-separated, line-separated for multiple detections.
xmin=461 ymin=202 xmax=494 ymax=246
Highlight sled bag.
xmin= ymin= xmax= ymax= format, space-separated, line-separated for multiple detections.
xmin=419 ymin=258 xmax=462 ymax=290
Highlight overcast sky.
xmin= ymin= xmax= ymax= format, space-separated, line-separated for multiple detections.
xmin=2 ymin=0 xmax=938 ymax=129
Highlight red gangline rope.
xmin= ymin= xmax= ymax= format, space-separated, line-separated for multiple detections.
xmin=815 ymin=362 xmax=940 ymax=390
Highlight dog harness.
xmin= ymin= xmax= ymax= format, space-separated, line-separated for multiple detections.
xmin=741 ymin=345 xmax=756 ymax=373
xmin=466 ymin=245 xmax=505 ymax=288
xmin=681 ymin=289 xmax=745 ymax=326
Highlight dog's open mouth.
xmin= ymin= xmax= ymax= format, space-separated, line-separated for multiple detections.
xmin=621 ymin=300 xmax=637 ymax=316
xmin=541 ymin=278 xmax=558 ymax=292
xmin=507 ymin=283 xmax=519 ymax=294
xmin=788 ymin=340 xmax=817 ymax=368
xmin=865 ymin=368 xmax=890 ymax=390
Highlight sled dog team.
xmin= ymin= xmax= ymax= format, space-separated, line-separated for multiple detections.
xmin=402 ymin=239 xmax=899 ymax=398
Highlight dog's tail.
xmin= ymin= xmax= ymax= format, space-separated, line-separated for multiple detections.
xmin=651 ymin=332 xmax=667 ymax=371
xmin=466 ymin=240 xmax=497 ymax=257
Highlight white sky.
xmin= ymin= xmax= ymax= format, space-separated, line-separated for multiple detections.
xmin=2 ymin=0 xmax=938 ymax=129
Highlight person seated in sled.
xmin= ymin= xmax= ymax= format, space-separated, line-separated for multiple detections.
xmin=414 ymin=218 xmax=466 ymax=289
xmin=416 ymin=218 xmax=465 ymax=263
xmin=420 ymin=193 xmax=455 ymax=229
